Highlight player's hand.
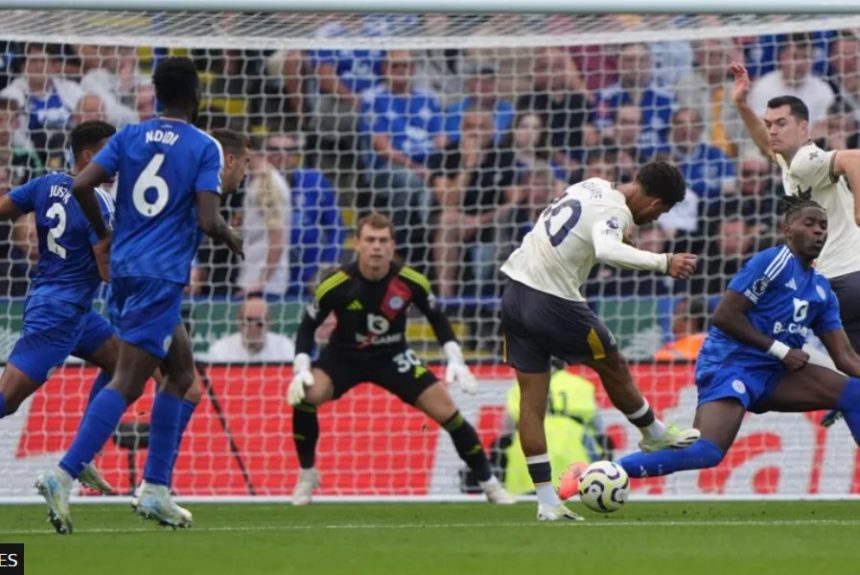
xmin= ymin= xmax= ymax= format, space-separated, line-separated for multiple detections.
xmin=287 ymin=353 xmax=315 ymax=406
xmin=666 ymin=253 xmax=698 ymax=279
xmin=729 ymin=61 xmax=751 ymax=106
xmin=782 ymin=348 xmax=810 ymax=371
xmin=225 ymin=226 xmax=244 ymax=259
xmin=446 ymin=362 xmax=479 ymax=395
xmin=93 ymin=235 xmax=112 ymax=282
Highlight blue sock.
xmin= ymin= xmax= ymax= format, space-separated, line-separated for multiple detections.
xmin=167 ymin=399 xmax=198 ymax=485
xmin=143 ymin=392 xmax=182 ymax=486
xmin=86 ymin=371 xmax=112 ymax=408
xmin=618 ymin=438 xmax=725 ymax=478
xmin=837 ymin=377 xmax=860 ymax=445
xmin=59 ymin=388 xmax=127 ymax=478
xmin=0 ymin=394 xmax=6 ymax=419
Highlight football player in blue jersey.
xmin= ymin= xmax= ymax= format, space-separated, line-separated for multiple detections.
xmin=0 ymin=120 xmax=117 ymax=495
xmin=36 ymin=57 xmax=242 ymax=533
xmin=560 ymin=197 xmax=860 ymax=490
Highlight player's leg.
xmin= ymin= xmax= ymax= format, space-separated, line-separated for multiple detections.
xmin=613 ymin=399 xmax=743 ymax=479
xmin=410 ymin=376 xmax=515 ymax=505
xmin=291 ymin=358 xmax=337 ymax=506
xmin=169 ymin=372 xmax=202 ymax=485
xmin=0 ymin=364 xmax=41 ymax=419
xmin=135 ymin=322 xmax=196 ymax=527
xmin=753 ymin=363 xmax=860 ymax=445
xmin=583 ymin=351 xmax=699 ymax=451
xmin=499 ymin=280 xmax=581 ymax=519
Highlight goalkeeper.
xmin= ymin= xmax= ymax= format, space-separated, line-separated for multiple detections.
xmin=287 ymin=213 xmax=514 ymax=506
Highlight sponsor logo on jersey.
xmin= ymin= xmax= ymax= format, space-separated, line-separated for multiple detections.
xmin=793 ymin=298 xmax=809 ymax=322
xmin=367 ymin=313 xmax=389 ymax=335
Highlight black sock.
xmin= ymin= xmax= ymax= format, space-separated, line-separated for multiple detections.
xmin=444 ymin=411 xmax=491 ymax=482
xmin=293 ymin=402 xmax=319 ymax=469
xmin=525 ymin=454 xmax=552 ymax=485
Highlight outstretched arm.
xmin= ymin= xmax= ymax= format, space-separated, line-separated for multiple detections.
xmin=711 ymin=290 xmax=808 ymax=370
xmin=592 ymin=219 xmax=697 ymax=278
xmin=729 ymin=61 xmax=774 ymax=161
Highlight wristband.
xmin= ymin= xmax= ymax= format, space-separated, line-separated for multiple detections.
xmin=767 ymin=340 xmax=790 ymax=360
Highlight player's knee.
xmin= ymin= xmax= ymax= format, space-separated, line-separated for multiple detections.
xmin=184 ymin=377 xmax=203 ymax=404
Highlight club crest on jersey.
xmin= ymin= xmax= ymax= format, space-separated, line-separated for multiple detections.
xmin=389 ymin=296 xmax=404 ymax=310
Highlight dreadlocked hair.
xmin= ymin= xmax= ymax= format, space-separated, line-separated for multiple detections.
xmin=781 ymin=195 xmax=825 ymax=224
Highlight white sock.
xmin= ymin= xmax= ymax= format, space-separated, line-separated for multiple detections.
xmin=641 ymin=419 xmax=668 ymax=441
xmin=535 ymin=483 xmax=560 ymax=507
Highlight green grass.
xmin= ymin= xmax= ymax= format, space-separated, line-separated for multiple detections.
xmin=3 ymin=501 xmax=858 ymax=575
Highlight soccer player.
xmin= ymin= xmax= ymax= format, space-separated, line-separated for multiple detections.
xmin=563 ymin=198 xmax=860 ymax=483
xmin=0 ymin=120 xmax=118 ymax=494
xmin=499 ymin=162 xmax=701 ymax=521
xmin=287 ymin=213 xmax=515 ymax=506
xmin=36 ymin=57 xmax=242 ymax=534
xmin=730 ymin=62 xmax=860 ymax=352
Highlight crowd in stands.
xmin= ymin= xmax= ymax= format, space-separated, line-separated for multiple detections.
xmin=1 ymin=17 xmax=859 ymax=357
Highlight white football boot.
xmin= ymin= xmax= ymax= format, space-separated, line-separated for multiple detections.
xmin=35 ymin=468 xmax=74 ymax=534
xmin=292 ymin=468 xmax=320 ymax=506
xmin=135 ymin=482 xmax=193 ymax=529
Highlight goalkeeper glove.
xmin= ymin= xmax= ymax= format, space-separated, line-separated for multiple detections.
xmin=443 ymin=341 xmax=478 ymax=395
xmin=287 ymin=353 xmax=315 ymax=406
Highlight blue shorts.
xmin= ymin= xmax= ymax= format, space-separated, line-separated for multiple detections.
xmin=695 ymin=359 xmax=786 ymax=411
xmin=9 ymin=297 xmax=114 ymax=383
xmin=111 ymin=277 xmax=183 ymax=359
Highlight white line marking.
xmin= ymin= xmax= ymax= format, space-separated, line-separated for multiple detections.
xmin=8 ymin=519 xmax=860 ymax=535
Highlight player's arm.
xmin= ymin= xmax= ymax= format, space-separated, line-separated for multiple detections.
xmin=830 ymin=150 xmax=860 ymax=226
xmin=591 ymin=217 xmax=697 ymax=279
xmin=196 ymin=191 xmax=241 ymax=256
xmin=0 ymin=192 xmax=24 ymax=221
xmin=287 ymin=273 xmax=344 ymax=405
xmin=728 ymin=61 xmax=775 ymax=161
xmin=403 ymin=268 xmax=477 ymax=394
xmin=72 ymin=162 xmax=112 ymax=240
xmin=711 ymin=290 xmax=808 ymax=370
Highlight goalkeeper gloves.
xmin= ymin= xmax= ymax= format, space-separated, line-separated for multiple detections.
xmin=287 ymin=353 xmax=315 ymax=406
xmin=443 ymin=341 xmax=478 ymax=395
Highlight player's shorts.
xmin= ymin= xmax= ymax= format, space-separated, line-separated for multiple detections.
xmin=111 ymin=276 xmax=184 ymax=360
xmin=9 ymin=297 xmax=113 ymax=384
xmin=695 ymin=358 xmax=786 ymax=411
xmin=829 ymin=270 xmax=860 ymax=353
xmin=314 ymin=348 xmax=438 ymax=405
xmin=500 ymin=279 xmax=618 ymax=373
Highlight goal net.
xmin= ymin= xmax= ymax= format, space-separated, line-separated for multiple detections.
xmin=1 ymin=9 xmax=859 ymax=501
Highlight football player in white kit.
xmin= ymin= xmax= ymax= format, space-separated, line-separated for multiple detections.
xmin=499 ymin=161 xmax=701 ymax=521
xmin=731 ymin=61 xmax=860 ymax=426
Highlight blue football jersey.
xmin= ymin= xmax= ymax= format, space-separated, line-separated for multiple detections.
xmin=699 ymin=245 xmax=843 ymax=368
xmin=8 ymin=172 xmax=114 ymax=308
xmin=93 ymin=118 xmax=223 ymax=284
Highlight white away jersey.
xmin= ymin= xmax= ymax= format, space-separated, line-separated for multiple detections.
xmin=777 ymin=141 xmax=860 ymax=278
xmin=501 ymin=178 xmax=666 ymax=302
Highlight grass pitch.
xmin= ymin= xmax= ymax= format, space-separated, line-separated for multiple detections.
xmin=2 ymin=501 xmax=857 ymax=575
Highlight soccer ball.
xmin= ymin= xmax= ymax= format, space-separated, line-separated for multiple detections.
xmin=578 ymin=461 xmax=630 ymax=513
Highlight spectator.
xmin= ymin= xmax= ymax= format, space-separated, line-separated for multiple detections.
xmin=501 ymin=111 xmax=566 ymax=183
xmin=77 ymin=44 xmax=138 ymax=128
xmin=668 ymin=107 xmax=736 ymax=204
xmin=263 ymin=132 xmax=346 ymax=295
xmin=310 ymin=29 xmax=384 ymax=144
xmin=368 ymin=49 xmax=445 ymax=249
xmin=262 ymin=48 xmax=306 ymax=132
xmin=653 ymin=296 xmax=708 ymax=361
xmin=0 ymin=164 xmax=29 ymax=297
xmin=412 ymin=15 xmax=467 ymax=109
xmin=0 ymin=97 xmax=42 ymax=187
xmin=238 ymin=135 xmax=291 ymax=297
xmin=500 ymin=360 xmax=609 ymax=495
xmin=611 ymin=104 xmax=646 ymax=179
xmin=742 ymin=31 xmax=833 ymax=81
xmin=674 ymin=37 xmax=746 ymax=157
xmin=135 ymin=81 xmax=156 ymax=121
xmin=594 ymin=42 xmax=675 ymax=152
xmin=517 ymin=47 xmax=590 ymax=174
xmin=679 ymin=216 xmax=754 ymax=296
xmin=581 ymin=144 xmax=620 ymax=183
xmin=748 ymin=33 xmax=835 ymax=128
xmin=821 ymin=99 xmax=860 ymax=151
xmin=428 ymin=106 xmax=518 ymax=297
xmin=0 ymin=43 xmax=82 ymax=164
xmin=72 ymin=93 xmax=106 ymax=126
xmin=505 ymin=161 xmax=558 ymax=249
xmin=827 ymin=31 xmax=860 ymax=121
xmin=443 ymin=63 xmax=514 ymax=147
xmin=205 ymin=297 xmax=296 ymax=362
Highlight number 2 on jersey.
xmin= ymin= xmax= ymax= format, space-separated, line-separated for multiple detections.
xmin=132 ymin=153 xmax=170 ymax=217
xmin=46 ymin=203 xmax=67 ymax=258
xmin=543 ymin=198 xmax=582 ymax=247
